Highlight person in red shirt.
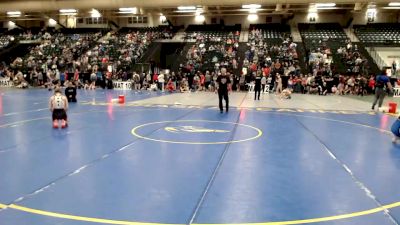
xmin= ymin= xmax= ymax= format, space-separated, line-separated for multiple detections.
xmin=73 ymin=69 xmax=81 ymax=88
xmin=250 ymin=63 xmax=257 ymax=72
xmin=200 ymin=72 xmax=205 ymax=91
xmin=153 ymin=73 xmax=158 ymax=83
xmin=166 ymin=78 xmax=175 ymax=93
xmin=368 ymin=75 xmax=376 ymax=94
xmin=263 ymin=66 xmax=271 ymax=77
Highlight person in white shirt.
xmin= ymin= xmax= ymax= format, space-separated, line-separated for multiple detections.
xmin=158 ymin=73 xmax=165 ymax=91
xmin=132 ymin=72 xmax=141 ymax=90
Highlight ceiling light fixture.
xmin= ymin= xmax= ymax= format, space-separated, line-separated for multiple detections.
xmin=247 ymin=13 xmax=258 ymax=21
xmin=242 ymin=4 xmax=262 ymax=9
xmin=90 ymin=9 xmax=101 ymax=18
xmin=315 ymin=3 xmax=336 ymax=7
xmin=119 ymin=7 xmax=137 ymax=14
xmin=195 ymin=15 xmax=205 ymax=22
xmin=177 ymin=6 xmax=196 ymax=10
xmin=7 ymin=11 xmax=21 ymax=16
xmin=388 ymin=2 xmax=400 ymax=6
xmin=59 ymin=9 xmax=77 ymax=13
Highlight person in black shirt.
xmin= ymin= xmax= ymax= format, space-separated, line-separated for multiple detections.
xmin=254 ymin=71 xmax=262 ymax=100
xmin=216 ymin=69 xmax=231 ymax=113
xmin=65 ymin=82 xmax=77 ymax=102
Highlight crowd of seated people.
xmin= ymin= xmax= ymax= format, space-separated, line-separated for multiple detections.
xmin=336 ymin=40 xmax=370 ymax=76
xmin=11 ymin=30 xmax=101 ymax=68
xmin=77 ymin=28 xmax=173 ymax=79
xmin=241 ymin=28 xmax=300 ymax=93
xmin=0 ymin=23 xmax=391 ymax=98
xmin=178 ymin=30 xmax=240 ymax=91
xmin=286 ymin=73 xmax=372 ymax=96
xmin=0 ymin=28 xmax=52 ymax=51
xmin=1 ymin=27 xmax=175 ymax=89
xmin=3 ymin=29 xmax=103 ymax=88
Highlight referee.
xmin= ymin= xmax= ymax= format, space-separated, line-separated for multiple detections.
xmin=254 ymin=71 xmax=262 ymax=100
xmin=216 ymin=68 xmax=231 ymax=113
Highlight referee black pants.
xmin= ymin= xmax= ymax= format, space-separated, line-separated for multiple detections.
xmin=218 ymin=91 xmax=229 ymax=112
xmin=254 ymin=87 xmax=261 ymax=100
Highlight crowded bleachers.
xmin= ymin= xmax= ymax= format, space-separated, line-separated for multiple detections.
xmin=241 ymin=24 xmax=300 ymax=92
xmin=299 ymin=23 xmax=349 ymax=74
xmin=10 ymin=28 xmax=104 ymax=72
xmin=181 ymin=25 xmax=241 ymax=79
xmin=354 ymin=23 xmax=400 ymax=45
xmin=81 ymin=26 xmax=174 ymax=75
xmin=0 ymin=20 xmax=392 ymax=95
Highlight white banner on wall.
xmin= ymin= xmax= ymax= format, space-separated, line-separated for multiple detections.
xmin=0 ymin=77 xmax=14 ymax=87
xmin=113 ymin=81 xmax=132 ymax=90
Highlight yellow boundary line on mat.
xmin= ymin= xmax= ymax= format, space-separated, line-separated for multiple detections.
xmin=131 ymin=120 xmax=263 ymax=145
xmin=0 ymin=202 xmax=399 ymax=225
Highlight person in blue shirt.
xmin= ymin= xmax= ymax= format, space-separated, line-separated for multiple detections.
xmin=60 ymin=71 xmax=65 ymax=86
xmin=391 ymin=115 xmax=400 ymax=143
xmin=372 ymin=70 xmax=393 ymax=110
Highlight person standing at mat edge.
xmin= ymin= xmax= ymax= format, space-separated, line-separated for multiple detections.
xmin=216 ymin=68 xmax=231 ymax=113
xmin=372 ymin=70 xmax=393 ymax=110
xmin=254 ymin=71 xmax=262 ymax=100
xmin=49 ymin=88 xmax=69 ymax=129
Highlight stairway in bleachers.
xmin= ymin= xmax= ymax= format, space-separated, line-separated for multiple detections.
xmin=139 ymin=42 xmax=162 ymax=64
xmin=237 ymin=42 xmax=247 ymax=73
xmin=171 ymin=43 xmax=190 ymax=72
xmin=291 ymin=25 xmax=302 ymax=42
xmin=356 ymin=44 xmax=381 ymax=75
xmin=172 ymin=32 xmax=185 ymax=41
xmin=344 ymin=28 xmax=359 ymax=42
xmin=295 ymin=42 xmax=308 ymax=74
xmin=239 ymin=31 xmax=248 ymax=42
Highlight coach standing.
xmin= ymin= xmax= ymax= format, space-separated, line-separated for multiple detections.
xmin=216 ymin=68 xmax=231 ymax=113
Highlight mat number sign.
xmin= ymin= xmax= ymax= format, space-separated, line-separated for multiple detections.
xmin=113 ymin=81 xmax=132 ymax=90
xmin=394 ymin=88 xmax=400 ymax=98
xmin=0 ymin=77 xmax=13 ymax=87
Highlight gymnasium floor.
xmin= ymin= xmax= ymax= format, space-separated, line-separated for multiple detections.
xmin=0 ymin=88 xmax=400 ymax=225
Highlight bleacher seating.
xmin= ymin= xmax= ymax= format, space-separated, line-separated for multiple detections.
xmin=180 ymin=25 xmax=241 ymax=75
xmin=184 ymin=24 xmax=241 ymax=41
xmin=9 ymin=28 xmax=106 ymax=73
xmin=249 ymin=24 xmax=290 ymax=40
xmin=299 ymin=23 xmax=348 ymax=40
xmin=299 ymin=23 xmax=349 ymax=73
xmin=354 ymin=23 xmax=400 ymax=45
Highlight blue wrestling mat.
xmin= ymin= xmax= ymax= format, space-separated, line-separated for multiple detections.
xmin=0 ymin=89 xmax=400 ymax=225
